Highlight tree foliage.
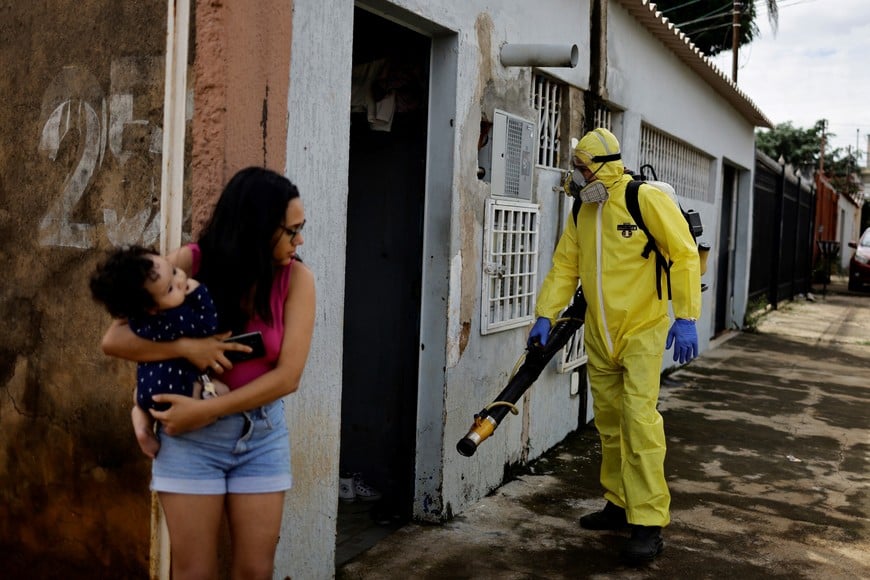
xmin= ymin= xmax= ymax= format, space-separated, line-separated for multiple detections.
xmin=654 ymin=1 xmax=779 ymax=57
xmin=756 ymin=121 xmax=823 ymax=168
xmin=756 ymin=120 xmax=862 ymax=196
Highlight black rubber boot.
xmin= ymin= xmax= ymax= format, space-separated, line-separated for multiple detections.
xmin=579 ymin=501 xmax=629 ymax=530
xmin=621 ymin=525 xmax=664 ymax=563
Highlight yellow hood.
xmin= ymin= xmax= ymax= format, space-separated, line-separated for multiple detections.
xmin=573 ymin=128 xmax=625 ymax=188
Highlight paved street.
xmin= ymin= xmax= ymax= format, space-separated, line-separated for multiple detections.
xmin=339 ymin=278 xmax=870 ymax=579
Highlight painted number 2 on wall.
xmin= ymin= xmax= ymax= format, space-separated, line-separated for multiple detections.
xmin=38 ymin=59 xmax=177 ymax=249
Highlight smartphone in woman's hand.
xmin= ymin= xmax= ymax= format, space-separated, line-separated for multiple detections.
xmin=223 ymin=331 xmax=266 ymax=362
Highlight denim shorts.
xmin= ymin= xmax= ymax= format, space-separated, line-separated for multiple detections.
xmin=151 ymin=399 xmax=292 ymax=494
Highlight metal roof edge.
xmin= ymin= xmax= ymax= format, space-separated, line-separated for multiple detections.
xmin=615 ymin=0 xmax=773 ymax=129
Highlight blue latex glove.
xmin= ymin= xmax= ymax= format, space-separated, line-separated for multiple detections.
xmin=528 ymin=317 xmax=551 ymax=348
xmin=666 ymin=318 xmax=698 ymax=364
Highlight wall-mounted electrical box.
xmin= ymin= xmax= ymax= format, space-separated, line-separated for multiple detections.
xmin=490 ymin=109 xmax=535 ymax=200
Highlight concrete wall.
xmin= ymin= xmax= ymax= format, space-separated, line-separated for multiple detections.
xmin=0 ymin=2 xmax=168 ymax=577
xmin=837 ymin=197 xmax=862 ymax=271
xmin=283 ymin=1 xmax=592 ymax=575
xmin=190 ymin=0 xmax=293 ymax=233
xmin=279 ymin=0 xmax=354 ymax=576
xmin=814 ymin=175 xmax=840 ymax=266
xmin=355 ymin=0 xmax=593 ymax=523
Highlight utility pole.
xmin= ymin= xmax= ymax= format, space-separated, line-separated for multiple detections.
xmin=731 ymin=1 xmax=742 ymax=82
xmin=819 ymin=120 xmax=826 ymax=175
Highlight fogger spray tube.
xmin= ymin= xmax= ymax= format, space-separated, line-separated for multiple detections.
xmin=456 ymin=288 xmax=587 ymax=457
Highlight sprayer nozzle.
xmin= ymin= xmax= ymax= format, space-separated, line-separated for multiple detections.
xmin=456 ymin=415 xmax=498 ymax=457
xmin=456 ymin=438 xmax=478 ymax=457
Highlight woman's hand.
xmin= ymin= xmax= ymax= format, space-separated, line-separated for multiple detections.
xmin=181 ymin=332 xmax=252 ymax=374
xmin=150 ymin=394 xmax=218 ymax=435
xmin=102 ymin=319 xmax=252 ymax=374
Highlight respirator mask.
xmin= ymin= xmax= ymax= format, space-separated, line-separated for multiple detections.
xmin=563 ymin=164 xmax=610 ymax=203
xmin=562 ymin=170 xmax=583 ymax=198
xmin=578 ymin=180 xmax=609 ymax=203
xmin=564 ymin=130 xmax=622 ymax=204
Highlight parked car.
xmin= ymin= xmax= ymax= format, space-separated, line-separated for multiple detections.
xmin=848 ymin=227 xmax=870 ymax=291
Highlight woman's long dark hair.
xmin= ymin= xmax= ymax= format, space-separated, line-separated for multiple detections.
xmin=197 ymin=167 xmax=300 ymax=333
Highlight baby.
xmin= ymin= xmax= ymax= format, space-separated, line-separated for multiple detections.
xmin=90 ymin=245 xmax=229 ymax=455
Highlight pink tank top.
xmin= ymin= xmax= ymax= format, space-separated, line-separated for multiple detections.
xmin=190 ymin=244 xmax=293 ymax=390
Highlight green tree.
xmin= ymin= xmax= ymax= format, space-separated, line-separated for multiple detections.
xmin=825 ymin=152 xmax=862 ymax=197
xmin=756 ymin=120 xmax=862 ymax=196
xmin=654 ymin=1 xmax=779 ymax=57
xmin=756 ymin=121 xmax=823 ymax=168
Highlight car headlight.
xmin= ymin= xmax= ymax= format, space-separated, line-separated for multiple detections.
xmin=855 ymin=253 xmax=870 ymax=265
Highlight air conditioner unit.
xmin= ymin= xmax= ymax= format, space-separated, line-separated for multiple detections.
xmin=490 ymin=109 xmax=535 ymax=200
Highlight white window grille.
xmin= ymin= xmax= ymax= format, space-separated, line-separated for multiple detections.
xmin=531 ymin=74 xmax=563 ymax=168
xmin=592 ymin=104 xmax=612 ymax=132
xmin=481 ymin=198 xmax=540 ymax=335
xmin=639 ymin=125 xmax=713 ymax=203
xmin=557 ymin=316 xmax=587 ymax=373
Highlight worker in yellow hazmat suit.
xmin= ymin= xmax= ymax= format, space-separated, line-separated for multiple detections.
xmin=529 ymin=128 xmax=701 ymax=563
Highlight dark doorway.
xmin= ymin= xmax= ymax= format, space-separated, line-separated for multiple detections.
xmin=715 ymin=165 xmax=735 ymax=334
xmin=338 ymin=7 xmax=430 ymax=565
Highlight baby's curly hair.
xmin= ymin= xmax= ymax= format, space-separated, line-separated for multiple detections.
xmin=90 ymin=245 xmax=159 ymax=319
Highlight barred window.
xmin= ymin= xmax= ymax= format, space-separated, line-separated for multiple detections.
xmin=531 ymin=74 xmax=563 ymax=168
xmin=481 ymin=198 xmax=540 ymax=334
xmin=557 ymin=317 xmax=587 ymax=373
xmin=639 ymin=125 xmax=713 ymax=203
xmin=591 ymin=104 xmax=612 ymax=132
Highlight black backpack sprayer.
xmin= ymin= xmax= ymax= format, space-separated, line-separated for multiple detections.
xmin=456 ymin=287 xmax=588 ymax=457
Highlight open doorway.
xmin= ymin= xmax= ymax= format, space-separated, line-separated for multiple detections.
xmin=715 ymin=164 xmax=736 ymax=334
xmin=337 ymin=7 xmax=430 ymax=565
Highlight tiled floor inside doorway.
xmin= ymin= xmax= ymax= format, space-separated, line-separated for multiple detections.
xmin=336 ymin=499 xmax=404 ymax=567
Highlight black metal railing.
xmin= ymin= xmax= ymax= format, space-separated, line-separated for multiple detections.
xmin=749 ymin=152 xmax=815 ymax=309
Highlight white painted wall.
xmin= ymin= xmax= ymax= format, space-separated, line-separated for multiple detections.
xmin=280 ymin=0 xmax=354 ymax=578
xmin=367 ymin=0 xmax=595 ymax=523
xmin=838 ymin=197 xmax=861 ymax=270
xmin=280 ymin=0 xmax=592 ymax=574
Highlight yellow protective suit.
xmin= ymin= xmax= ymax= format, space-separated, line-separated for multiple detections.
xmin=536 ymin=128 xmax=701 ymax=526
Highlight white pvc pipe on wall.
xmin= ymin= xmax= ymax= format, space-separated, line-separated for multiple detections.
xmin=155 ymin=1 xmax=190 ymax=578
xmin=159 ymin=0 xmax=190 ymax=255
xmin=500 ymin=43 xmax=579 ymax=68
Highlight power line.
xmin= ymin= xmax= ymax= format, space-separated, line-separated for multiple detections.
xmin=757 ymin=0 xmax=820 ymax=15
xmin=665 ymin=0 xmax=709 ymax=12
xmin=688 ymin=20 xmax=735 ymax=37
xmin=671 ymin=0 xmax=821 ymax=33
xmin=674 ymin=4 xmax=733 ymax=29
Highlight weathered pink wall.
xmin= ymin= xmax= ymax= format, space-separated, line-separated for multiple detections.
xmin=0 ymin=1 xmax=294 ymax=575
xmin=191 ymin=0 xmax=293 ymax=237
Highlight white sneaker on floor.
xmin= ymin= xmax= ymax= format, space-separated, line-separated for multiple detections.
xmin=339 ymin=476 xmax=356 ymax=503
xmin=351 ymin=473 xmax=382 ymax=502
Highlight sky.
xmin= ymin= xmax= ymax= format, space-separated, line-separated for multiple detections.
xmin=706 ymin=0 xmax=870 ymax=165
